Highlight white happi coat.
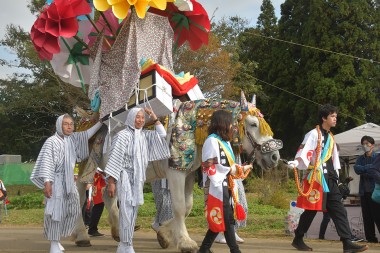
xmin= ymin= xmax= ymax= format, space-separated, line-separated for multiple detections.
xmin=30 ymin=116 xmax=102 ymax=240
xmin=295 ymin=128 xmax=340 ymax=174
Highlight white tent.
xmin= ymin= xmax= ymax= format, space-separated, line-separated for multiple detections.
xmin=334 ymin=123 xmax=380 ymax=157
xmin=334 ymin=123 xmax=380 ymax=195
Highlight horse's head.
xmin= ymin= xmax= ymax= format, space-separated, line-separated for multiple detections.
xmin=239 ymin=93 xmax=282 ymax=170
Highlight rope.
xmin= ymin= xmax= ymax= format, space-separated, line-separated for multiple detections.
xmin=246 ymin=32 xmax=380 ymax=65
xmin=249 ymin=76 xmax=367 ymax=124
xmin=292 ymin=125 xmax=322 ymax=197
xmin=228 ymin=165 xmax=250 ymax=206
xmin=132 ymin=82 xmax=173 ymax=119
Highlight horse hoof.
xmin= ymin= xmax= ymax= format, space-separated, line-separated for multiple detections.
xmin=157 ymin=231 xmax=169 ymax=249
xmin=178 ymin=238 xmax=198 ymax=253
xmin=181 ymin=249 xmax=196 ymax=253
xmin=75 ymin=240 xmax=91 ymax=247
xmin=112 ymin=236 xmax=120 ymax=242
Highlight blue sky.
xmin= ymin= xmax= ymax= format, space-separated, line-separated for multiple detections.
xmin=0 ymin=0 xmax=284 ymax=79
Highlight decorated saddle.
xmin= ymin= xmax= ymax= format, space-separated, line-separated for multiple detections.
xmin=169 ymin=98 xmax=243 ymax=170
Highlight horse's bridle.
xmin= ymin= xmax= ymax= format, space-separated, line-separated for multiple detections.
xmin=245 ymin=131 xmax=283 ymax=164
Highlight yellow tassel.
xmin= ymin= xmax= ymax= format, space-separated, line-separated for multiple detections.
xmin=195 ymin=125 xmax=203 ymax=145
xmin=258 ymin=117 xmax=274 ymax=137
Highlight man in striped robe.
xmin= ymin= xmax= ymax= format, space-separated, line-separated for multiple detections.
xmin=30 ymin=114 xmax=102 ymax=253
xmin=105 ymin=107 xmax=170 ymax=253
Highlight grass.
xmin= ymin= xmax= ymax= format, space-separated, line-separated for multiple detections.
xmin=2 ymin=178 xmax=298 ymax=238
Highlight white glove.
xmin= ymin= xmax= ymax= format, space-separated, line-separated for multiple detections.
xmin=230 ymin=164 xmax=238 ymax=175
xmin=287 ymin=160 xmax=299 ymax=169
xmin=242 ymin=164 xmax=253 ymax=173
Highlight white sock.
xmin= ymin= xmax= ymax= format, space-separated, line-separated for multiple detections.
xmin=50 ymin=241 xmax=63 ymax=253
xmin=235 ymin=232 xmax=244 ymax=242
xmin=117 ymin=242 xmax=135 ymax=253
xmin=58 ymin=242 xmax=65 ymax=251
xmin=126 ymin=245 xmax=135 ymax=253
xmin=215 ymin=233 xmax=226 ymax=244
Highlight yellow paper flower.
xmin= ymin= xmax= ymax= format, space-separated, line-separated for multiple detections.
xmin=149 ymin=0 xmax=170 ymax=10
xmin=111 ymin=0 xmax=131 ymax=19
xmin=94 ymin=0 xmax=173 ymax=19
xmin=93 ymin=0 xmax=111 ymax=11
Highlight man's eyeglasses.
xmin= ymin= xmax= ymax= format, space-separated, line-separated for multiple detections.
xmin=63 ymin=123 xmax=74 ymax=127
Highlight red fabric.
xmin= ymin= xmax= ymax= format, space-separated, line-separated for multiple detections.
xmin=141 ymin=64 xmax=198 ymax=96
xmin=207 ymin=194 xmax=225 ymax=233
xmin=296 ymin=179 xmax=323 ymax=211
xmin=148 ymin=0 xmax=210 ymax=50
xmin=235 ymin=203 xmax=246 ymax=221
xmin=92 ymin=172 xmax=106 ymax=205
xmin=30 ymin=0 xmax=91 ymax=60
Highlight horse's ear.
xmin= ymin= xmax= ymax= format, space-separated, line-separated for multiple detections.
xmin=240 ymin=90 xmax=248 ymax=111
xmin=251 ymin=94 xmax=256 ymax=107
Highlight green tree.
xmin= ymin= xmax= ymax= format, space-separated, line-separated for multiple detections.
xmin=237 ymin=0 xmax=279 ymax=104
xmin=211 ymin=16 xmax=262 ymax=100
xmin=173 ymin=32 xmax=239 ymax=98
xmin=256 ymin=0 xmax=380 ymax=156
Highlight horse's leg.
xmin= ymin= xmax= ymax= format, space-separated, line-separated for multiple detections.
xmin=102 ymin=185 xmax=120 ymax=242
xmin=162 ymin=169 xmax=198 ymax=253
xmin=71 ymin=181 xmax=91 ymax=247
xmin=184 ymin=171 xmax=195 ymax=217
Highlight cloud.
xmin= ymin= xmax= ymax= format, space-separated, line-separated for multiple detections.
xmin=0 ymin=1 xmax=36 ymax=40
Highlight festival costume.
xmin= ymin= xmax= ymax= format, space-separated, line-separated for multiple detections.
xmin=30 ymin=116 xmax=102 ymax=247
xmin=293 ymin=126 xmax=352 ymax=245
xmin=199 ymin=135 xmax=240 ymax=253
xmin=104 ymin=108 xmax=170 ymax=252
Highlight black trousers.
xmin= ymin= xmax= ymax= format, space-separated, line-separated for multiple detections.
xmin=295 ymin=178 xmax=351 ymax=240
xmin=88 ymin=202 xmax=105 ymax=233
xmin=360 ymin=192 xmax=380 ymax=242
xmin=319 ymin=212 xmax=331 ymax=239
xmin=199 ymin=181 xmax=240 ymax=253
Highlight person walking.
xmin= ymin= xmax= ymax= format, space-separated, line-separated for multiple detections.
xmin=198 ymin=110 xmax=252 ymax=253
xmin=88 ymin=168 xmax=106 ymax=237
xmin=288 ymin=104 xmax=368 ymax=253
xmin=354 ymin=136 xmax=380 ymax=243
xmin=30 ymin=114 xmax=102 ymax=253
xmin=104 ymin=107 xmax=170 ymax=253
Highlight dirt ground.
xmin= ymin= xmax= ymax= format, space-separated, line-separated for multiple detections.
xmin=0 ymin=227 xmax=379 ymax=253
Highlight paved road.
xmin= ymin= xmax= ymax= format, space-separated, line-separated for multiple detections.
xmin=0 ymin=227 xmax=379 ymax=253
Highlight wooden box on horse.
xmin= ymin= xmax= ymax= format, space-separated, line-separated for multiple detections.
xmin=101 ymin=70 xmax=173 ymax=126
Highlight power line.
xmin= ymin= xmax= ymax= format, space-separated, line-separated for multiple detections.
xmin=246 ymin=32 xmax=380 ymax=65
xmin=251 ymin=76 xmax=367 ymax=124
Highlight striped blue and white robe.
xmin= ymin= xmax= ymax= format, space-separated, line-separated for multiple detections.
xmin=30 ymin=122 xmax=102 ymax=241
xmin=105 ymin=125 xmax=170 ymax=244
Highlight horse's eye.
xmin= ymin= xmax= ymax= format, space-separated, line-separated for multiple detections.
xmin=250 ymin=122 xmax=257 ymax=127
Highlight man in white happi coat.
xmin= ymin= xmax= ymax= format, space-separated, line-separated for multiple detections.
xmin=288 ymin=104 xmax=368 ymax=253
xmin=31 ymin=114 xmax=102 ymax=253
xmin=105 ymin=107 xmax=170 ymax=253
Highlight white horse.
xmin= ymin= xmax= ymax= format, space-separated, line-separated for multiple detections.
xmin=71 ymin=98 xmax=282 ymax=253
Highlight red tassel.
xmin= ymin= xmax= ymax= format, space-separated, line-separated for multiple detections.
xmin=235 ymin=203 xmax=246 ymax=221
